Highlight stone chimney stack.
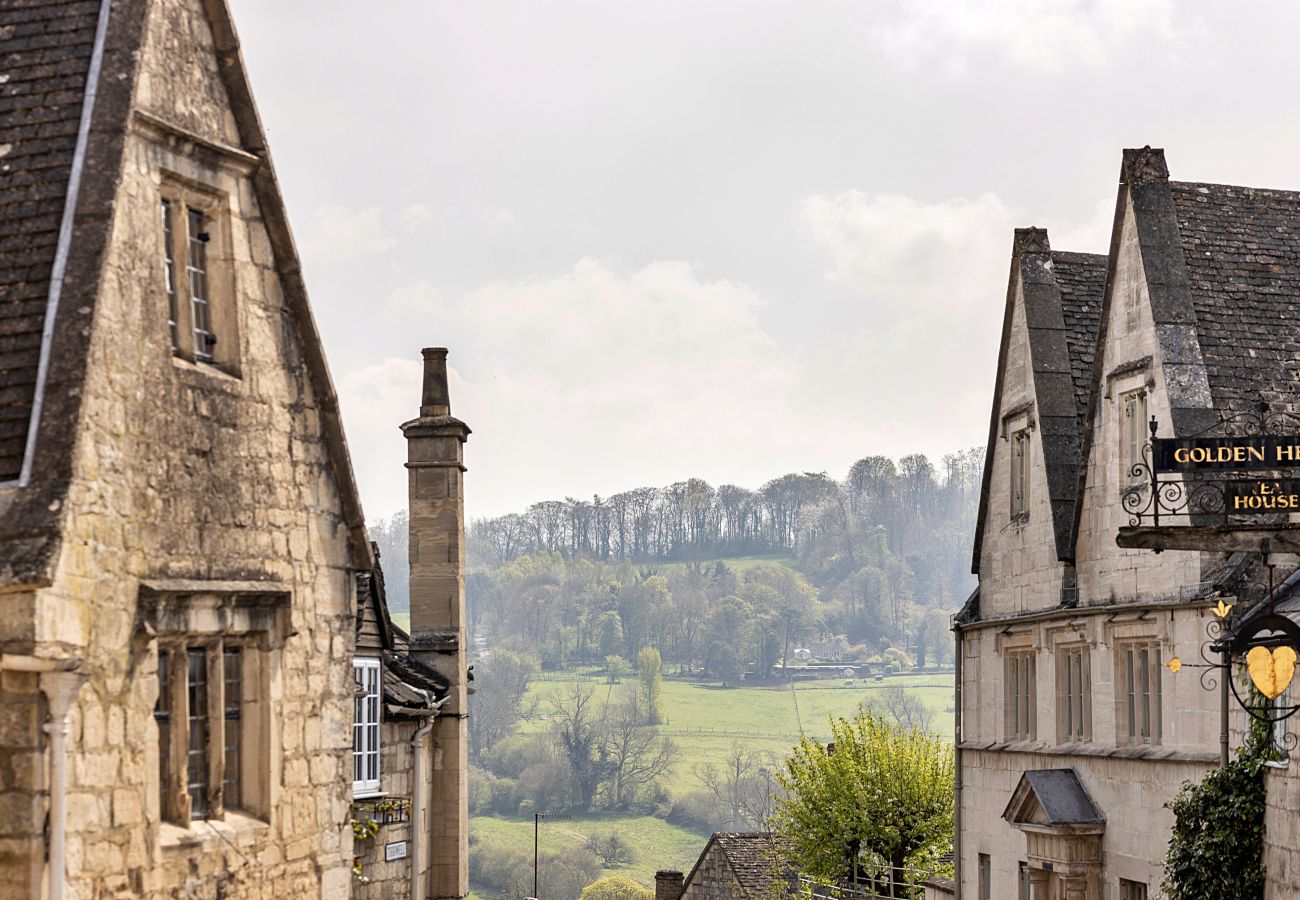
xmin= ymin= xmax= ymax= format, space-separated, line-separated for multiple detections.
xmin=403 ymin=347 xmax=471 ymax=900
xmin=655 ymin=870 xmax=684 ymax=900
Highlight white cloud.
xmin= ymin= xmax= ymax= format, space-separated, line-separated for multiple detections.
xmin=866 ymin=0 xmax=1182 ymax=72
xmin=344 ymin=259 xmax=911 ymax=519
xmin=798 ymin=190 xmax=1017 ymax=320
xmin=300 ymin=204 xmax=395 ymax=260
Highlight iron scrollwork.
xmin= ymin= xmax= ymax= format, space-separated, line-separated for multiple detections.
xmin=1124 ymin=411 xmax=1300 ymax=527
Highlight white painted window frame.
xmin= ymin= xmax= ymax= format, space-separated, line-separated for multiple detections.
xmin=353 ymin=657 xmax=382 ymax=796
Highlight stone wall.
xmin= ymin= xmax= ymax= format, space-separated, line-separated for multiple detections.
xmin=1265 ymin=765 xmax=1300 ymax=898
xmin=1074 ymin=196 xmax=1201 ymax=606
xmin=15 ymin=0 xmax=360 ymax=895
xmin=354 ymin=723 xmax=421 ymax=898
xmin=960 ymin=746 xmax=1212 ymax=898
xmin=960 ymin=603 xmax=1220 ymax=749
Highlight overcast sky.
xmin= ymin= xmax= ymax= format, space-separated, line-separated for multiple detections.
xmin=226 ymin=0 xmax=1300 ymax=522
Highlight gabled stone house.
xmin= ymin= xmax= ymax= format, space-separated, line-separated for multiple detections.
xmin=0 ymin=0 xmax=465 ymax=897
xmin=656 ymin=833 xmax=794 ymax=900
xmin=956 ymin=147 xmax=1300 ymax=899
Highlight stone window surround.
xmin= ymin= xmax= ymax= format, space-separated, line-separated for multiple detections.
xmin=134 ymin=110 xmax=253 ymax=379
xmin=135 ymin=579 xmax=291 ymax=846
xmin=1114 ymin=637 xmax=1163 ymax=747
xmin=1002 ymin=638 xmax=1037 ymax=742
xmin=1003 ymin=403 xmax=1034 ymax=526
xmin=157 ymin=177 xmax=239 ymax=375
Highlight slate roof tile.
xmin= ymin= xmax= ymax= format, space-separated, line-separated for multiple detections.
xmin=1050 ymin=250 xmax=1106 ymax=433
xmin=0 ymin=0 xmax=101 ymax=480
xmin=1171 ymin=181 xmax=1300 ymax=417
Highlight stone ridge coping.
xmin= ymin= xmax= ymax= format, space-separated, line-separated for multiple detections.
xmin=957 ymin=595 xmax=1218 ymax=633
xmin=959 ymin=740 xmax=1218 ymax=764
xmin=159 ymin=809 xmax=269 ymax=854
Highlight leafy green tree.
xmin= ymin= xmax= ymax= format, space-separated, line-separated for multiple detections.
xmin=579 ymin=875 xmax=653 ymax=900
xmin=597 ymin=610 xmax=624 ymax=658
xmin=773 ymin=711 xmax=953 ymax=896
xmin=636 ymin=646 xmax=665 ymax=724
xmin=707 ymin=641 xmax=743 ymax=687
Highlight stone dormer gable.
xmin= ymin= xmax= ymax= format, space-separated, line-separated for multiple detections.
xmin=972 ymin=229 xmax=1106 ymax=574
xmin=1069 ymin=147 xmax=1300 ymax=556
xmin=0 ymin=0 xmax=372 ymax=585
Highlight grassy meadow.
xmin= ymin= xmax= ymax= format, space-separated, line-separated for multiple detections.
xmin=470 ymin=668 xmax=954 ymax=897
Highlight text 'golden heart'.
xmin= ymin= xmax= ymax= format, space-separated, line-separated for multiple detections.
xmin=1246 ymin=645 xmax=1298 ymax=700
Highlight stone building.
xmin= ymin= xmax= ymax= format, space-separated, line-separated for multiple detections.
xmin=954 ymin=146 xmax=1300 ymax=899
xmin=0 ymin=0 xmax=442 ymax=897
xmin=656 ymin=833 xmax=793 ymax=900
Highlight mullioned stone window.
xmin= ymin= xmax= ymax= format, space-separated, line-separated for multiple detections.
xmin=1116 ymin=639 xmax=1162 ymax=746
xmin=1055 ymin=644 xmax=1092 ymax=743
xmin=136 ymin=581 xmax=289 ymax=832
xmin=1120 ymin=388 xmax=1148 ymax=486
xmin=157 ymin=177 xmax=240 ymax=374
xmin=1009 ymin=428 xmax=1031 ymax=521
xmin=1005 ymin=649 xmax=1036 ymax=741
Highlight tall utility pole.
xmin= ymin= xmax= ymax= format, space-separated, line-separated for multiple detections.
xmin=533 ymin=812 xmax=546 ymax=899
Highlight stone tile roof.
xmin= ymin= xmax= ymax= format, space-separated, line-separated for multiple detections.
xmin=1004 ymin=769 xmax=1105 ymax=826
xmin=1051 ymin=251 xmax=1106 ymax=432
xmin=0 ymin=1 xmax=102 ymax=480
xmin=711 ymin=833 xmax=793 ymax=899
xmin=1171 ymin=181 xmax=1300 ymax=416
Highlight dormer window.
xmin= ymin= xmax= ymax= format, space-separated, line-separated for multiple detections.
xmin=159 ymin=182 xmax=238 ymax=373
xmin=1121 ymin=389 xmax=1148 ymax=485
xmin=1010 ymin=428 xmax=1031 ymax=520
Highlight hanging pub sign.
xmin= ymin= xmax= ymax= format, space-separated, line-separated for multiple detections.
xmin=1153 ymin=435 xmax=1300 ymax=472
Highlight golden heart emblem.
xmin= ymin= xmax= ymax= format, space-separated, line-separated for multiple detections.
xmin=1246 ymin=645 xmax=1298 ymax=700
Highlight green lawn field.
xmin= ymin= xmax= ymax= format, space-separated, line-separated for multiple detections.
xmin=521 ymin=670 xmax=954 ymax=785
xmin=469 ymin=668 xmax=954 ymax=897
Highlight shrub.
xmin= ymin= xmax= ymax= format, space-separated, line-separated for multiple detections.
xmin=584 ymin=830 xmax=637 ymax=866
xmin=579 ymin=876 xmax=654 ymax=900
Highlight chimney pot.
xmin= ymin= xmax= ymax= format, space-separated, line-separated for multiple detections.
xmin=421 ymin=347 xmax=451 ymax=417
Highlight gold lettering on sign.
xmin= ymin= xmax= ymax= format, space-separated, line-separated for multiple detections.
xmin=1232 ymin=482 xmax=1300 ymax=511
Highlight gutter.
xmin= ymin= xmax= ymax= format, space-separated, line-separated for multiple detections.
xmin=12 ymin=0 xmax=113 ymax=489
xmin=407 ymin=693 xmax=449 ymax=900
xmin=953 ymin=623 xmax=963 ymax=900
xmin=2 ymin=655 xmax=89 ymax=900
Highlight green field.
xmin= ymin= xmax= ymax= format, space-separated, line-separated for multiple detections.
xmin=472 ymin=813 xmax=711 ymax=893
xmin=521 ymin=670 xmax=954 ymax=783
xmin=472 ymin=668 xmax=954 ymax=897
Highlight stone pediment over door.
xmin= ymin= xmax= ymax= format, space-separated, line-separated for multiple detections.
xmin=1002 ymin=769 xmax=1105 ymax=900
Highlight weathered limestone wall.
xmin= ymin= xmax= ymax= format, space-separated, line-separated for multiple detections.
xmin=960 ymin=605 xmax=1219 ymax=749
xmin=18 ymin=0 xmax=359 ymax=895
xmin=0 ymin=668 xmax=44 ymax=900
xmin=960 ymin=747 xmax=1212 ymax=899
xmin=978 ymin=278 xmax=1068 ymax=619
xmin=1075 ymin=197 xmax=1201 ymax=605
xmin=1265 ymin=765 xmax=1300 ymax=897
